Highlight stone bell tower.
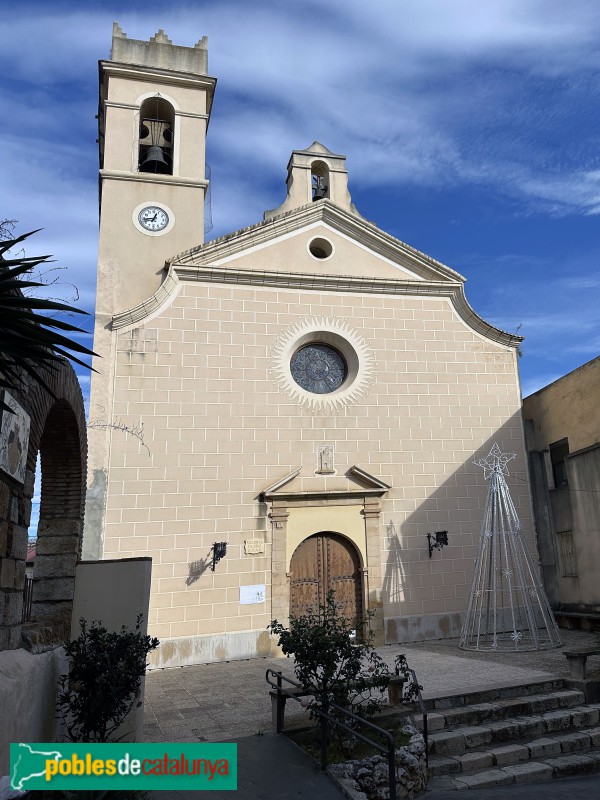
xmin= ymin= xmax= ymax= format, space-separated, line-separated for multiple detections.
xmin=96 ymin=22 xmax=215 ymax=313
xmin=84 ymin=24 xmax=216 ymax=558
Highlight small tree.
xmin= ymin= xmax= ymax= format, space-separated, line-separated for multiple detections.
xmin=57 ymin=616 xmax=159 ymax=743
xmin=269 ymin=592 xmax=390 ymax=754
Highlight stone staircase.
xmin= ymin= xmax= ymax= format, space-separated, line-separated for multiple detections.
xmin=415 ymin=679 xmax=600 ymax=790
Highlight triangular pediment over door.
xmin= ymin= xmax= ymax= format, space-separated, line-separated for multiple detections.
xmin=260 ymin=465 xmax=390 ymax=645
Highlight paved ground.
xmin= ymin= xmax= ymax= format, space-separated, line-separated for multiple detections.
xmin=425 ymin=773 xmax=600 ymax=799
xmin=143 ymin=628 xmax=600 ymax=798
xmin=143 ymin=629 xmax=597 ymax=742
xmin=151 ymin=733 xmax=345 ymax=799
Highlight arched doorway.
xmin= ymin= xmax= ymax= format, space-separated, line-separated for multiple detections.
xmin=32 ymin=397 xmax=86 ymax=629
xmin=289 ymin=532 xmax=362 ymax=631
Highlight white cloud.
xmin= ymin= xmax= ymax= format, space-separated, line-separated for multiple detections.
xmin=4 ymin=1 xmax=600 ymax=226
xmin=4 ymin=0 xmax=600 ymax=401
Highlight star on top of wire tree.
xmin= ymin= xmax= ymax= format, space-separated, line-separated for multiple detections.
xmin=474 ymin=443 xmax=516 ymax=480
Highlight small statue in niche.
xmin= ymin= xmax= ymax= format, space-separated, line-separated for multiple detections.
xmin=317 ymin=445 xmax=335 ymax=475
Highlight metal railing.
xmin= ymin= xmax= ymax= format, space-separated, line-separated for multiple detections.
xmin=267 ymin=669 xmax=401 ymax=800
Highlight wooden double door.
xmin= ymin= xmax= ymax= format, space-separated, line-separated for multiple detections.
xmin=289 ymin=532 xmax=362 ymax=631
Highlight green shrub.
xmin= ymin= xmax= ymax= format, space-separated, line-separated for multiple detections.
xmin=269 ymin=591 xmax=390 ymax=753
xmin=394 ymin=653 xmax=423 ymax=703
xmin=56 ymin=615 xmax=159 ymax=743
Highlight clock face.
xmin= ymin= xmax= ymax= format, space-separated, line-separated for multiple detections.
xmin=138 ymin=206 xmax=169 ymax=232
xmin=290 ymin=344 xmax=347 ymax=394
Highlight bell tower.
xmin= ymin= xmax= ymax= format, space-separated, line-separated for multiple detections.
xmin=96 ymin=22 xmax=215 ymax=313
xmin=84 ymin=24 xmax=215 ymax=559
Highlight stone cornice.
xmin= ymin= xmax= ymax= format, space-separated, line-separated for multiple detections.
xmin=100 ymin=170 xmax=208 ymax=189
xmin=261 ymin=468 xmax=302 ymax=496
xmin=100 ymin=60 xmax=217 ymax=93
xmin=349 ymin=466 xmax=391 ymax=491
xmin=112 ymin=269 xmax=180 ymax=330
xmin=262 ymin=488 xmax=386 ymax=502
xmin=173 ymin=263 xmax=522 ymax=347
xmin=103 ymin=100 xmax=209 ymax=121
xmin=112 ymin=200 xmax=523 ymax=347
xmin=112 ymin=259 xmax=522 ymax=347
xmin=170 ymin=200 xmax=463 ymax=284
xmin=260 ymin=465 xmax=391 ymax=501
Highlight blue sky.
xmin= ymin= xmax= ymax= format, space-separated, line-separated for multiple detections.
xmin=3 ymin=0 xmax=600 ymax=411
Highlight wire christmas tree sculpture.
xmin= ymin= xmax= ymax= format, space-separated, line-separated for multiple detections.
xmin=460 ymin=443 xmax=562 ymax=651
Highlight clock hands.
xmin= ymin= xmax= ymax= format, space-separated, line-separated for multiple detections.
xmin=138 ymin=205 xmax=170 ymax=231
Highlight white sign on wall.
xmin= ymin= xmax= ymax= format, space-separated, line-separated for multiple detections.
xmin=240 ymin=584 xmax=266 ymax=605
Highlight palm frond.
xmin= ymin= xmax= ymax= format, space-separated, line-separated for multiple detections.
xmin=0 ymin=230 xmax=98 ymax=412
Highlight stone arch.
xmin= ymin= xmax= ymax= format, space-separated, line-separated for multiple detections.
xmin=0 ymin=360 xmax=86 ymax=650
xmin=311 ymin=159 xmax=330 ymax=200
xmin=138 ymin=95 xmax=175 ymax=175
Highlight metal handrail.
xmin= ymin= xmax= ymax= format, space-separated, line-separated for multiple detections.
xmin=266 ymin=669 xmax=398 ymax=800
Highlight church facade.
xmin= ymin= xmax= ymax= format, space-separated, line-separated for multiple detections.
xmin=85 ymin=25 xmax=533 ymax=668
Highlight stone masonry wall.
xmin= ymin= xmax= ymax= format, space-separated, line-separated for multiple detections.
xmin=100 ymin=281 xmax=531 ymax=649
xmin=0 ymin=364 xmax=87 ymax=652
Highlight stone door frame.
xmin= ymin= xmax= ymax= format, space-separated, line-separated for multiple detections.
xmin=261 ymin=466 xmax=389 ymax=644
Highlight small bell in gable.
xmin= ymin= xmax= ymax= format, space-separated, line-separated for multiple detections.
xmin=312 ymin=175 xmax=328 ymax=201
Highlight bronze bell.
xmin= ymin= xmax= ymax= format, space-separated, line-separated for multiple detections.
xmin=141 ymin=145 xmax=169 ymax=174
xmin=312 ymin=176 xmax=328 ymax=200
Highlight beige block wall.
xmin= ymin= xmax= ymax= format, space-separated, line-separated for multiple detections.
xmin=99 ymin=282 xmax=532 ymax=649
xmin=523 ymin=355 xmax=600 ymax=453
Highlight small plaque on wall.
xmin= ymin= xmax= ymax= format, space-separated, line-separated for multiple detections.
xmin=240 ymin=584 xmax=266 ymax=605
xmin=0 ymin=391 xmax=31 ymax=484
xmin=244 ymin=538 xmax=265 ymax=555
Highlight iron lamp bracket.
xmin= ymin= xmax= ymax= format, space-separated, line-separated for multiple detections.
xmin=427 ymin=530 xmax=448 ymax=558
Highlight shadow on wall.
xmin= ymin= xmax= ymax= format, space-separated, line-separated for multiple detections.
xmin=382 ymin=521 xmax=407 ymax=607
xmin=381 ymin=416 xmax=537 ymax=644
xmin=186 ymin=554 xmax=211 ymax=586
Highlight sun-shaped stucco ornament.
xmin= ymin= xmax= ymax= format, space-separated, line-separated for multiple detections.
xmin=272 ymin=317 xmax=375 ymax=411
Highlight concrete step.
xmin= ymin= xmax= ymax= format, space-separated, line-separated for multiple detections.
xmin=428 ymin=725 xmax=600 ymax=776
xmin=423 ymin=678 xmax=566 ymax=712
xmin=420 ymin=682 xmax=600 ymax=789
xmin=428 ymin=750 xmax=600 ymax=791
xmin=427 ymin=705 xmax=600 ymax=755
xmin=414 ymin=688 xmax=586 ymax=732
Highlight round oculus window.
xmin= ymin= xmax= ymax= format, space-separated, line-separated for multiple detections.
xmin=290 ymin=344 xmax=347 ymax=394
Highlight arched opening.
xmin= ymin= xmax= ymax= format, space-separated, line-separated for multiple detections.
xmin=30 ymin=399 xmax=85 ymax=638
xmin=311 ymin=160 xmax=330 ymax=201
xmin=138 ymin=96 xmax=174 ymax=175
xmin=289 ymin=532 xmax=362 ymax=632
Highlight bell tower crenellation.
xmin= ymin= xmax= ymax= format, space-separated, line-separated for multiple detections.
xmin=110 ymin=22 xmax=208 ymax=74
